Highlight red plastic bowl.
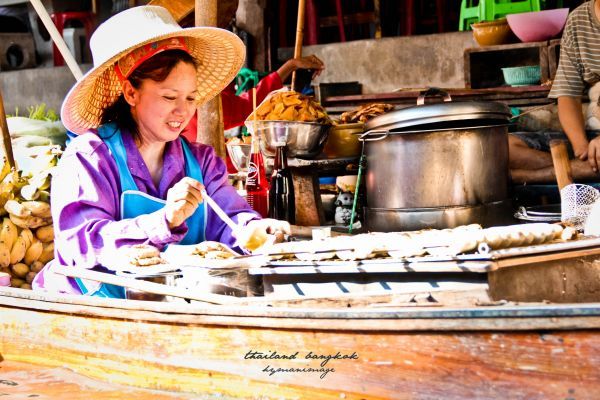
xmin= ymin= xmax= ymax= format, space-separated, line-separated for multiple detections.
xmin=506 ymin=8 xmax=569 ymax=42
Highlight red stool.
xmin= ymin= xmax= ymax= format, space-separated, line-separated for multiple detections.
xmin=50 ymin=11 xmax=95 ymax=66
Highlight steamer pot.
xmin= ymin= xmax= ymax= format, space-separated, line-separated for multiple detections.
xmin=362 ymin=88 xmax=512 ymax=231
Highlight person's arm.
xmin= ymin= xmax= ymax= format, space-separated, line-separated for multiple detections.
xmin=549 ymin=13 xmax=591 ymax=162
xmin=276 ymin=54 xmax=325 ymax=82
xmin=558 ymin=96 xmax=588 ymax=158
xmin=51 ymin=135 xmax=186 ymax=270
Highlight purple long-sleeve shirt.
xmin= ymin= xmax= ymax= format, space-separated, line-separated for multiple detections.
xmin=32 ymin=129 xmax=259 ymax=295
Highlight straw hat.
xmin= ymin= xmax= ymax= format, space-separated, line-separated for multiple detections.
xmin=61 ymin=5 xmax=246 ymax=134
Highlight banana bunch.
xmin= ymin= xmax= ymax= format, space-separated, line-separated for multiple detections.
xmin=0 ymin=151 xmax=60 ymax=290
xmin=0 ymin=216 xmax=54 ymax=290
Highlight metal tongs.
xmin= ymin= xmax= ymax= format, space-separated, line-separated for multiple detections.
xmin=200 ymin=188 xmax=271 ymax=251
xmin=201 ymin=188 xmax=242 ymax=235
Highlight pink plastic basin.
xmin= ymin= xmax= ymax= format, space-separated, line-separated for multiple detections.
xmin=506 ymin=8 xmax=569 ymax=42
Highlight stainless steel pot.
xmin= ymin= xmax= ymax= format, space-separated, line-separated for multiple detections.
xmin=362 ymin=88 xmax=512 ymax=231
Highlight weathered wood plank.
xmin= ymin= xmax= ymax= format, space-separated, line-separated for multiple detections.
xmin=1 ymin=305 xmax=599 ymax=399
xmin=3 ymin=286 xmax=600 ymax=330
xmin=489 ymin=256 xmax=600 ymax=303
xmin=292 ymin=169 xmax=325 ymax=226
xmin=0 ymin=360 xmax=196 ymax=399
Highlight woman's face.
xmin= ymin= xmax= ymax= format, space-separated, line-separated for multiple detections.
xmin=128 ymin=61 xmax=198 ymax=144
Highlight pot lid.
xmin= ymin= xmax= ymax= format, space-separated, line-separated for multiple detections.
xmin=365 ymin=96 xmax=511 ymax=132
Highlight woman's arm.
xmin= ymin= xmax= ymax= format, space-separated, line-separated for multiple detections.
xmin=52 ymin=135 xmax=186 ymax=269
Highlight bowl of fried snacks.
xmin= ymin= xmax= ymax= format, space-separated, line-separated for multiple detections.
xmin=249 ymin=90 xmax=331 ymax=124
xmin=246 ymin=90 xmax=332 ymax=158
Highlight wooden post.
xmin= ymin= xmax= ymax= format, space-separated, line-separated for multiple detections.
xmin=0 ymin=85 xmax=15 ymax=169
xmin=195 ymin=0 xmax=226 ymax=159
xmin=550 ymin=140 xmax=573 ymax=190
xmin=291 ymin=0 xmax=306 ymax=91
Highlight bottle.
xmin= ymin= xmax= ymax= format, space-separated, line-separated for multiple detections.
xmin=245 ymin=134 xmax=268 ymax=217
xmin=268 ymin=145 xmax=295 ymax=224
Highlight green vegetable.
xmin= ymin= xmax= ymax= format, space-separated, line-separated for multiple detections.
xmin=26 ymin=104 xmax=59 ymax=122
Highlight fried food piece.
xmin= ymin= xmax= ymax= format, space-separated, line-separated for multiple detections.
xmin=128 ymin=244 xmax=160 ymax=259
xmin=338 ymin=103 xmax=395 ymax=124
xmin=249 ymin=91 xmax=331 ymax=124
xmin=192 ymin=241 xmax=235 ymax=258
xmin=120 ymin=244 xmax=165 ymax=267
xmin=135 ymin=256 xmax=165 ymax=266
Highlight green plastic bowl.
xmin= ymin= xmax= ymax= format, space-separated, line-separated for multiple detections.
xmin=501 ymin=65 xmax=541 ymax=87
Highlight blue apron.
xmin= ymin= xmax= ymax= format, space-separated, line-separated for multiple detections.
xmin=75 ymin=124 xmax=206 ymax=298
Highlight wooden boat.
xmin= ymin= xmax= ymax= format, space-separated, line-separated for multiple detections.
xmin=1 ymin=285 xmax=600 ymax=399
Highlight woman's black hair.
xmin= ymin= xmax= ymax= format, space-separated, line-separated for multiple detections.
xmin=100 ymin=49 xmax=197 ymax=138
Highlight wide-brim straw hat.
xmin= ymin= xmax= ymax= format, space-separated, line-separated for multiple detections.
xmin=61 ymin=5 xmax=246 ymax=134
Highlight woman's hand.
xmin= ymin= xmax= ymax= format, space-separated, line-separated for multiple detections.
xmin=587 ymin=136 xmax=600 ymax=172
xmin=236 ymin=219 xmax=291 ymax=251
xmin=164 ymin=177 xmax=204 ymax=229
xmin=573 ymin=139 xmax=589 ymax=160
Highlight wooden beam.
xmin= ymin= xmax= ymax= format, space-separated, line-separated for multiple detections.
xmin=0 ymin=83 xmax=15 ymax=168
xmin=195 ymin=0 xmax=225 ymax=158
xmin=291 ymin=0 xmax=306 ymax=91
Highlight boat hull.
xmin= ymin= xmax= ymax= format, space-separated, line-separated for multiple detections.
xmin=1 ymin=288 xmax=600 ymax=399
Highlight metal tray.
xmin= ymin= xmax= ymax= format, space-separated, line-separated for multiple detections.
xmin=514 ymin=204 xmax=561 ymax=222
xmin=249 ymin=236 xmax=600 ymax=275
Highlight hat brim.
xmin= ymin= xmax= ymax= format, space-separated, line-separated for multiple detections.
xmin=61 ymin=27 xmax=246 ymax=135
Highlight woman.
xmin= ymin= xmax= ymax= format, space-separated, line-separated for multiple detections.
xmin=33 ymin=6 xmax=289 ymax=297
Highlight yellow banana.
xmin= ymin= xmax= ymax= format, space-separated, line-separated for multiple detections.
xmin=25 ymin=271 xmax=37 ymax=284
xmin=0 ymin=183 xmax=14 ymax=211
xmin=9 ymin=236 xmax=26 ymax=264
xmin=10 ymin=277 xmax=25 ymax=288
xmin=38 ymin=242 xmax=54 ymax=264
xmin=35 ymin=224 xmax=54 ymax=243
xmin=24 ymin=241 xmax=43 ymax=265
xmin=0 ymin=157 xmax=10 ymax=182
xmin=30 ymin=260 xmax=44 ymax=273
xmin=0 ymin=241 xmax=10 ymax=268
xmin=27 ymin=172 xmax=51 ymax=191
xmin=37 ymin=191 xmax=50 ymax=203
xmin=0 ymin=218 xmax=17 ymax=249
xmin=21 ymin=201 xmax=51 ymax=218
xmin=10 ymin=214 xmax=48 ymax=229
xmin=24 ymin=153 xmax=57 ymax=177
xmin=11 ymin=262 xmax=29 ymax=279
xmin=4 ymin=200 xmax=30 ymax=218
xmin=20 ymin=228 xmax=33 ymax=249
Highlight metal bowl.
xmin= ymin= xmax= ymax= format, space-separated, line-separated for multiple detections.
xmin=226 ymin=143 xmax=251 ymax=171
xmin=246 ymin=120 xmax=331 ymax=159
xmin=323 ymin=123 xmax=364 ymax=158
xmin=125 ymin=274 xmax=174 ymax=302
